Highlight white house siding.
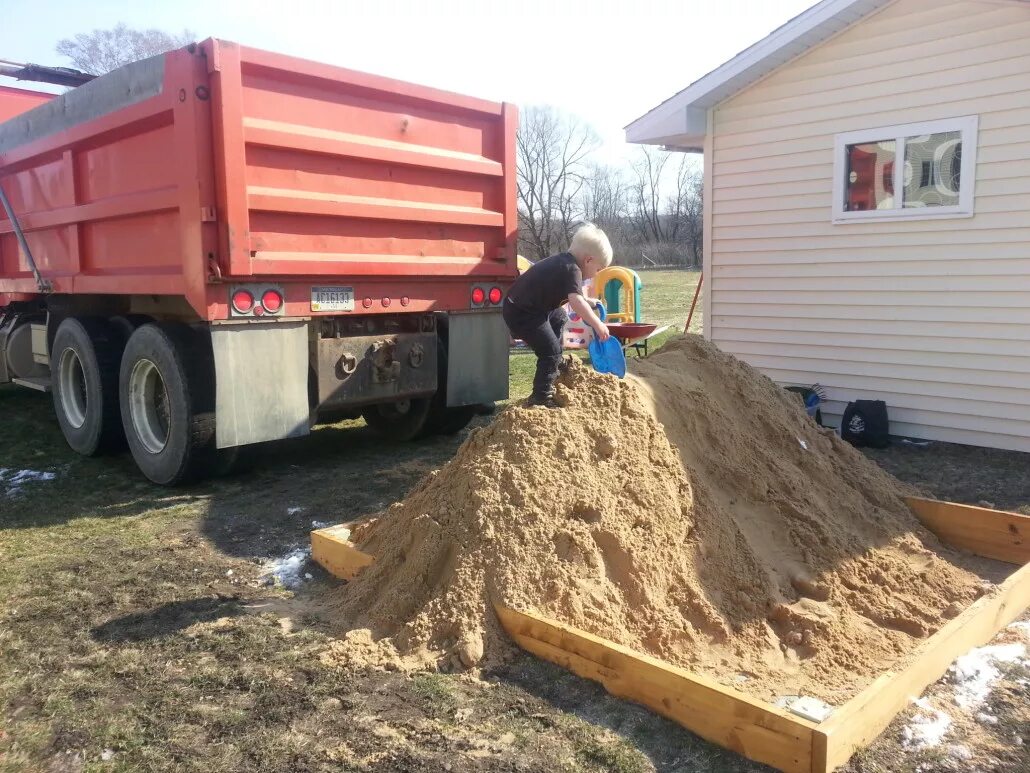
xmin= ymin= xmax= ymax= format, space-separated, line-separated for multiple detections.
xmin=707 ymin=0 xmax=1030 ymax=452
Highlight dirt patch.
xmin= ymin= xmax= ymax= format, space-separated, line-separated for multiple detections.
xmin=324 ymin=336 xmax=1008 ymax=704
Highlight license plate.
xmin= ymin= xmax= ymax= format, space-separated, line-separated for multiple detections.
xmin=311 ymin=286 xmax=354 ymax=312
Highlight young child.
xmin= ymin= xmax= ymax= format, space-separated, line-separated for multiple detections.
xmin=503 ymin=224 xmax=613 ymax=408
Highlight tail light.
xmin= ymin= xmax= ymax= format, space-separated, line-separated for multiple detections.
xmin=232 ymin=289 xmax=254 ymax=314
xmin=261 ymin=289 xmax=283 ymax=313
xmin=230 ymin=285 xmax=284 ymax=317
xmin=471 ymin=287 xmax=486 ymax=305
xmin=488 ymin=287 xmax=503 ymax=305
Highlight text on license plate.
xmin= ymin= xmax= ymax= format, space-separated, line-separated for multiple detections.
xmin=310 ymin=286 xmax=354 ymax=312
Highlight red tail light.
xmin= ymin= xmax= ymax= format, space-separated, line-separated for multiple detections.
xmin=488 ymin=287 xmax=503 ymax=305
xmin=261 ymin=289 xmax=283 ymax=313
xmin=232 ymin=289 xmax=254 ymax=313
xmin=400 ymin=296 xmax=410 ymax=307
xmin=471 ymin=287 xmax=486 ymax=305
xmin=382 ymin=297 xmax=392 ymax=308
xmin=362 ymin=297 xmax=373 ymax=309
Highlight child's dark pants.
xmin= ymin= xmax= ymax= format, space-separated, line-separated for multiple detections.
xmin=503 ymin=301 xmax=568 ymax=398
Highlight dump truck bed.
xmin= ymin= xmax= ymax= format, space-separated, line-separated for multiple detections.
xmin=0 ymin=40 xmax=517 ymax=318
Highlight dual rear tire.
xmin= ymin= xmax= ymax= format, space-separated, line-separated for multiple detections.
xmin=51 ymin=318 xmax=232 ymax=485
xmin=119 ymin=323 xmax=226 ymax=485
xmin=51 ymin=318 xmax=124 ymax=456
xmin=50 ymin=318 xmax=479 ymax=482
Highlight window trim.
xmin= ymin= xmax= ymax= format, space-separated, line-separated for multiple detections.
xmin=831 ymin=115 xmax=979 ymax=224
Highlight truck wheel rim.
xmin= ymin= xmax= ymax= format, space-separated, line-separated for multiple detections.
xmin=58 ymin=348 xmax=88 ymax=429
xmin=129 ymin=359 xmax=170 ymax=454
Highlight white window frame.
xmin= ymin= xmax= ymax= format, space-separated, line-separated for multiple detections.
xmin=831 ymin=115 xmax=978 ymax=224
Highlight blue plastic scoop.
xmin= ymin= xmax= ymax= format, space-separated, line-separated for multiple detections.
xmin=587 ymin=302 xmax=626 ymax=378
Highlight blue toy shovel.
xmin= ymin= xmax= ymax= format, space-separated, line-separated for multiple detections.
xmin=587 ymin=302 xmax=626 ymax=379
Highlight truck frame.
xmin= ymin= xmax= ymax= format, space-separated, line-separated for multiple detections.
xmin=0 ymin=40 xmax=517 ymax=484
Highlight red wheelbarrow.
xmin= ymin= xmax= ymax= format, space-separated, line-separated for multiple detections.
xmin=606 ymin=322 xmax=669 ymax=358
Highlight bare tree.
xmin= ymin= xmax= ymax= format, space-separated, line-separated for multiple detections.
xmin=56 ymin=24 xmax=195 ymax=76
xmin=669 ymin=156 xmax=704 ymax=267
xmin=621 ymin=147 xmax=706 ymax=268
xmin=583 ymin=164 xmax=629 ymax=230
xmin=516 ymin=106 xmax=600 ymax=260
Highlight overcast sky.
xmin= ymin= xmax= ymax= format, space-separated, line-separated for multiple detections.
xmin=4 ymin=0 xmax=814 ymax=166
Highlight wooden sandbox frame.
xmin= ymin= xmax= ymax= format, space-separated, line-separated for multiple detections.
xmin=311 ymin=497 xmax=1030 ymax=772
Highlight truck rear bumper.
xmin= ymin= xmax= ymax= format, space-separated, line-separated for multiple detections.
xmin=209 ymin=309 xmax=508 ymax=449
xmin=317 ymin=331 xmax=437 ymax=409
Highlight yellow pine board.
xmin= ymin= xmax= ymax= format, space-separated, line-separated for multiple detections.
xmin=310 ymin=525 xmax=374 ymax=580
xmin=494 ymin=604 xmax=817 ymax=773
xmin=906 ymin=496 xmax=1030 ymax=565
xmin=815 ymin=559 xmax=1030 ymax=771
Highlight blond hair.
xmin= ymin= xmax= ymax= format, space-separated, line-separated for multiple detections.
xmin=568 ymin=223 xmax=613 ymax=267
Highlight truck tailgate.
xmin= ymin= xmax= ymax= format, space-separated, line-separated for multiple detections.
xmin=205 ymin=41 xmax=517 ymax=281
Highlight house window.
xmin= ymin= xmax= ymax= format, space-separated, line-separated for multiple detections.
xmin=832 ymin=116 xmax=978 ymax=223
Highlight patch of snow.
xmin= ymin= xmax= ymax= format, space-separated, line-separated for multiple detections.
xmin=101 ymin=749 xmax=115 ymax=761
xmin=951 ymin=642 xmax=1027 ymax=710
xmin=796 ymin=437 xmax=809 ymax=450
xmin=1008 ymin=621 xmax=1030 ymax=636
xmin=1 ymin=467 xmax=57 ymax=496
xmin=263 ymin=548 xmax=311 ymax=589
xmin=902 ymin=698 xmax=952 ymax=750
xmin=976 ymin=711 xmax=999 ymax=725
xmin=947 ymin=744 xmax=973 ymax=762
xmin=287 ymin=506 xmax=304 ymax=515
xmin=311 ymin=520 xmax=330 ymax=529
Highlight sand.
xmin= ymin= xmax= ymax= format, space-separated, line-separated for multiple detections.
xmin=323 ymin=336 xmax=997 ymax=703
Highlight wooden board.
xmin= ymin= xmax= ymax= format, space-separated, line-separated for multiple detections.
xmin=815 ymin=558 xmax=1030 ymax=771
xmin=310 ymin=525 xmax=374 ymax=580
xmin=906 ymin=496 xmax=1029 ymax=564
xmin=494 ymin=604 xmax=818 ymax=773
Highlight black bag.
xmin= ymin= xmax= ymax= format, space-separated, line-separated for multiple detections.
xmin=840 ymin=400 xmax=889 ymax=448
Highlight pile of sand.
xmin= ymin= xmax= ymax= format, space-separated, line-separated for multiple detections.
xmin=323 ymin=336 xmax=995 ymax=703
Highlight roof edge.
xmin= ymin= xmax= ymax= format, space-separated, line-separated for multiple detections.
xmin=625 ymin=0 xmax=891 ymax=144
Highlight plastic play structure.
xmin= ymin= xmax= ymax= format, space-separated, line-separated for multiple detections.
xmin=563 ymin=266 xmax=666 ymax=355
xmin=594 ymin=266 xmax=643 ymax=323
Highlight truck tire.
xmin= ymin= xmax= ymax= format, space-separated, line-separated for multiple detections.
xmin=51 ymin=317 xmax=125 ymax=456
xmin=361 ymin=398 xmax=432 ymax=441
xmin=110 ymin=314 xmax=153 ymax=344
xmin=119 ymin=323 xmax=218 ymax=485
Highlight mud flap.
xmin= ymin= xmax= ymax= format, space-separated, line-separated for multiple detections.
xmin=445 ymin=311 xmax=509 ymax=406
xmin=212 ymin=320 xmax=310 ymax=448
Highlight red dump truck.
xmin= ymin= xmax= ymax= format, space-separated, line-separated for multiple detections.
xmin=0 ymin=40 xmax=517 ymax=484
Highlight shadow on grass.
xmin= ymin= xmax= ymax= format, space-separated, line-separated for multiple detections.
xmin=92 ymin=595 xmax=244 ymax=642
xmin=491 ymin=656 xmax=769 ymax=772
xmin=0 ymin=383 xmax=475 ymax=554
xmin=197 ymin=419 xmax=475 ymax=560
